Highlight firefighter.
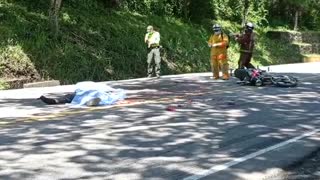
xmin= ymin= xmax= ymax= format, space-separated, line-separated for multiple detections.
xmin=144 ymin=25 xmax=161 ymax=78
xmin=235 ymin=22 xmax=256 ymax=69
xmin=208 ymin=24 xmax=230 ymax=80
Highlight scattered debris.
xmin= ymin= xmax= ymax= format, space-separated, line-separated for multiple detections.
xmin=227 ymin=101 xmax=236 ymax=106
xmin=166 ymin=106 xmax=176 ymax=111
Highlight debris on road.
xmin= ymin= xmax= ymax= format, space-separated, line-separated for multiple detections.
xmin=166 ymin=106 xmax=176 ymax=111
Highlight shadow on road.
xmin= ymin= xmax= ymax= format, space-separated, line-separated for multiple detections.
xmin=0 ymin=73 xmax=319 ymax=179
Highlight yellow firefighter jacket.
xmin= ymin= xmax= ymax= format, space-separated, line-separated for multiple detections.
xmin=208 ymin=33 xmax=229 ymax=59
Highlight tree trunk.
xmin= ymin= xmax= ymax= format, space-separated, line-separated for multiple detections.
xmin=242 ymin=0 xmax=250 ymax=27
xmin=293 ymin=10 xmax=300 ymax=31
xmin=49 ymin=0 xmax=62 ymax=37
xmin=102 ymin=0 xmax=121 ymax=8
xmin=183 ymin=0 xmax=190 ymax=20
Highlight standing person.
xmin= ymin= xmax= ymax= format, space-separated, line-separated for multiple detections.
xmin=235 ymin=22 xmax=256 ymax=69
xmin=208 ymin=24 xmax=230 ymax=80
xmin=144 ymin=25 xmax=161 ymax=78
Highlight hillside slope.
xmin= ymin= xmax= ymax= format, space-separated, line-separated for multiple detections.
xmin=0 ymin=1 xmax=303 ymax=88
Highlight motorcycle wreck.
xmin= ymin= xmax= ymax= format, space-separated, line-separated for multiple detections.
xmin=234 ymin=68 xmax=298 ymax=87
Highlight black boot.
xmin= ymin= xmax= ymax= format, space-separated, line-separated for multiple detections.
xmin=39 ymin=96 xmax=59 ymax=105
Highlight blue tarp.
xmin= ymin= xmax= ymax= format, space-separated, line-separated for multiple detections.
xmin=71 ymin=81 xmax=126 ymax=106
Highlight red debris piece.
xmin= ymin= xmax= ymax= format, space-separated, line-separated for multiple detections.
xmin=166 ymin=106 xmax=176 ymax=111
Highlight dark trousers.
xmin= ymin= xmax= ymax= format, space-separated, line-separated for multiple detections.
xmin=238 ymin=52 xmax=255 ymax=69
xmin=40 ymin=93 xmax=75 ymax=105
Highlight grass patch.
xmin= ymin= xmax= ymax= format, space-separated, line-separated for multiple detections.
xmin=0 ymin=79 xmax=9 ymax=90
xmin=0 ymin=0 xmax=308 ymax=86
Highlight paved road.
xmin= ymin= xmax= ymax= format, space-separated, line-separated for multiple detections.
xmin=283 ymin=150 xmax=320 ymax=180
xmin=0 ymin=63 xmax=319 ymax=180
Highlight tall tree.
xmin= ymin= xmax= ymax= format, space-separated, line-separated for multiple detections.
xmin=242 ymin=0 xmax=250 ymax=27
xmin=285 ymin=0 xmax=309 ymax=30
xmin=49 ymin=0 xmax=63 ymax=37
xmin=101 ymin=0 xmax=121 ymax=8
xmin=182 ymin=0 xmax=191 ymax=20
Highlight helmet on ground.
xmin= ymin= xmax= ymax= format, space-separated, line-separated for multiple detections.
xmin=212 ymin=24 xmax=222 ymax=32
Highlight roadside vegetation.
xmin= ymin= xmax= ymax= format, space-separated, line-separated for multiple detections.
xmin=0 ymin=0 xmax=319 ymax=89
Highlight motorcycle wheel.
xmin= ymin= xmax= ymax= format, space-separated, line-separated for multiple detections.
xmin=234 ymin=69 xmax=249 ymax=81
xmin=273 ymin=75 xmax=298 ymax=87
xmin=255 ymin=79 xmax=263 ymax=86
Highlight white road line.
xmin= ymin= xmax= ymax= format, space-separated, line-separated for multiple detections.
xmin=183 ymin=129 xmax=319 ymax=180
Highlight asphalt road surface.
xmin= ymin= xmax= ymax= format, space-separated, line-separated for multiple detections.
xmin=0 ymin=63 xmax=319 ymax=180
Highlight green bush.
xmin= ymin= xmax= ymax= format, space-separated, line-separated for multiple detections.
xmin=0 ymin=44 xmax=39 ymax=79
xmin=0 ymin=0 xmax=310 ymax=87
xmin=0 ymin=80 xmax=9 ymax=90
